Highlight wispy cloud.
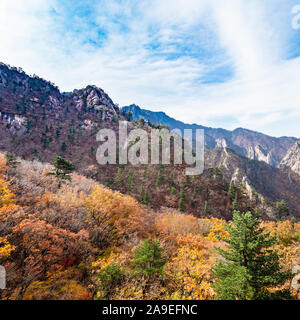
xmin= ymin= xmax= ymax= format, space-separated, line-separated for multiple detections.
xmin=0 ymin=0 xmax=299 ymax=138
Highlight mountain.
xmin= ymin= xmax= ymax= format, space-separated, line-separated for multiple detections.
xmin=280 ymin=141 xmax=300 ymax=176
xmin=205 ymin=147 xmax=300 ymax=217
xmin=122 ymin=104 xmax=297 ymax=168
xmin=0 ymin=63 xmax=250 ymax=220
xmin=0 ymin=62 xmax=299 ymax=218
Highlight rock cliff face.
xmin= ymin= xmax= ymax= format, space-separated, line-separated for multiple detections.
xmin=122 ymin=105 xmax=297 ymax=167
xmin=205 ymin=147 xmax=300 ymax=217
xmin=280 ymin=141 xmax=300 ymax=176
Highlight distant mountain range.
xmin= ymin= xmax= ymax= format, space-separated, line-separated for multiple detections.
xmin=122 ymin=104 xmax=298 ymax=168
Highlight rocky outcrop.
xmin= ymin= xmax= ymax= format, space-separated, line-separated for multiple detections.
xmin=0 ymin=111 xmax=27 ymax=137
xmin=280 ymin=141 xmax=300 ymax=176
xmin=244 ymin=144 xmax=275 ymax=166
xmin=71 ymin=85 xmax=119 ymax=121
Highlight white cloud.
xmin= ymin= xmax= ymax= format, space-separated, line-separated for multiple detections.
xmin=0 ymin=0 xmax=299 ymax=138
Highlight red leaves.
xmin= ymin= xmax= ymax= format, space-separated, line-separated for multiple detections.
xmin=60 ymin=257 xmax=76 ymax=267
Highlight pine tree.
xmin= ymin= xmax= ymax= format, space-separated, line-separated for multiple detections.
xmin=228 ymin=182 xmax=235 ymax=200
xmin=231 ymin=191 xmax=240 ymax=211
xmin=4 ymin=152 xmax=19 ymax=168
xmin=132 ymin=238 xmax=166 ymax=277
xmin=141 ymin=188 xmax=149 ymax=205
xmin=178 ymin=190 xmax=185 ymax=212
xmin=46 ymin=156 xmax=75 ymax=188
xmin=212 ymin=210 xmax=292 ymax=300
xmin=170 ymin=186 xmax=177 ymax=196
xmin=156 ymin=170 xmax=163 ymax=187
xmin=61 ymin=142 xmax=67 ymax=152
xmin=204 ymin=200 xmax=210 ymax=214
xmin=97 ymin=263 xmax=123 ymax=299
xmin=275 ymin=200 xmax=289 ymax=220
xmin=185 ymin=175 xmax=190 ymax=186
xmin=206 ymin=187 xmax=210 ymax=200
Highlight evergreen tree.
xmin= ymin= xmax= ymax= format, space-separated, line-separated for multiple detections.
xmin=97 ymin=263 xmax=123 ymax=299
xmin=170 ymin=186 xmax=177 ymax=196
xmin=178 ymin=190 xmax=185 ymax=212
xmin=275 ymin=200 xmax=289 ymax=220
xmin=185 ymin=175 xmax=190 ymax=186
xmin=156 ymin=170 xmax=163 ymax=187
xmin=206 ymin=187 xmax=210 ymax=200
xmin=46 ymin=156 xmax=75 ymax=188
xmin=4 ymin=152 xmax=19 ymax=168
xmin=140 ymin=188 xmax=149 ymax=205
xmin=231 ymin=191 xmax=240 ymax=211
xmin=212 ymin=210 xmax=292 ymax=300
xmin=61 ymin=142 xmax=67 ymax=152
xmin=228 ymin=182 xmax=236 ymax=200
xmin=132 ymin=238 xmax=166 ymax=277
xmin=204 ymin=200 xmax=210 ymax=214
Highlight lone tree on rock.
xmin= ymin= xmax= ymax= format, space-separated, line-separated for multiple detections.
xmin=212 ymin=210 xmax=292 ymax=300
xmin=47 ymin=156 xmax=75 ymax=188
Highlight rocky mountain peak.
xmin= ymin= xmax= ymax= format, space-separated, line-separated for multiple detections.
xmin=280 ymin=141 xmax=300 ymax=175
xmin=71 ymin=85 xmax=119 ymax=116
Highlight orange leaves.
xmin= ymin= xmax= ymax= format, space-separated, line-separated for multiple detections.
xmin=12 ymin=219 xmax=91 ymax=281
xmin=0 ymin=150 xmax=299 ymax=300
xmin=85 ymin=186 xmax=152 ymax=239
xmin=155 ymin=209 xmax=229 ymax=242
xmin=155 ymin=210 xmax=199 ymax=237
xmin=0 ymin=154 xmax=8 ymax=176
xmin=86 ymin=186 xmax=141 ymax=222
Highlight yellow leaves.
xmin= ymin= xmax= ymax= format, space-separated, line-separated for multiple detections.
xmin=23 ymin=269 xmax=91 ymax=300
xmin=92 ymin=252 xmax=123 ymax=273
xmin=262 ymin=220 xmax=300 ymax=266
xmin=166 ymin=244 xmax=216 ymax=300
xmin=0 ymin=237 xmax=15 ymax=260
xmin=266 ymin=220 xmax=300 ymax=246
xmin=200 ymin=217 xmax=229 ymax=242
xmin=0 ymin=178 xmax=15 ymax=208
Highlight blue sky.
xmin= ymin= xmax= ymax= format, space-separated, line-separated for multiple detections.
xmin=0 ymin=0 xmax=300 ymax=138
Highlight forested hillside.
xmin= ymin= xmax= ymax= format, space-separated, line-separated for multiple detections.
xmin=0 ymin=153 xmax=299 ymax=300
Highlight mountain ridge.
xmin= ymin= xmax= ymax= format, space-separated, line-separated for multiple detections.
xmin=1 ymin=62 xmax=299 ymax=217
xmin=122 ymin=104 xmax=298 ymax=168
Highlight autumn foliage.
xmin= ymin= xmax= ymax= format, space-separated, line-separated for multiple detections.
xmin=0 ymin=153 xmax=299 ymax=300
